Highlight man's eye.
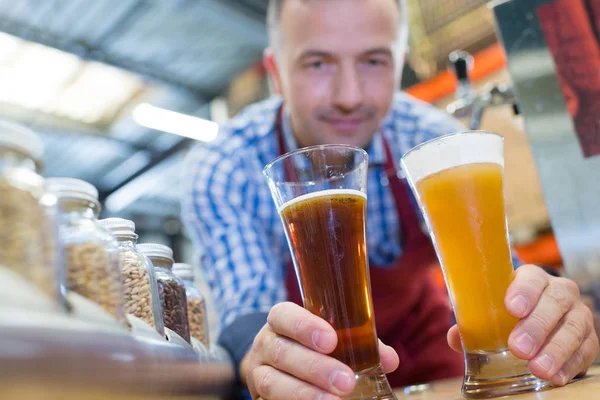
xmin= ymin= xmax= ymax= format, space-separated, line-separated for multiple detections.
xmin=367 ymin=58 xmax=386 ymax=66
xmin=310 ymin=60 xmax=325 ymax=69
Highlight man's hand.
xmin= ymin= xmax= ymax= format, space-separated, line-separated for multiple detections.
xmin=241 ymin=302 xmax=399 ymax=400
xmin=447 ymin=265 xmax=599 ymax=387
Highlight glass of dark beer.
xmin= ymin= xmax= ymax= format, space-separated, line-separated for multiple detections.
xmin=264 ymin=145 xmax=396 ymax=400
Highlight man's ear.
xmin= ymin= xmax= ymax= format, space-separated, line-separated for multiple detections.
xmin=264 ymin=47 xmax=284 ymax=95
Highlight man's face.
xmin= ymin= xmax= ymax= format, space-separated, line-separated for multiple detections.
xmin=267 ymin=0 xmax=402 ymax=149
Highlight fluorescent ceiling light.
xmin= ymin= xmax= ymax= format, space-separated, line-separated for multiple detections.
xmin=0 ymin=44 xmax=81 ymax=110
xmin=50 ymin=62 xmax=143 ymax=124
xmin=132 ymin=103 xmax=218 ymax=142
xmin=0 ymin=32 xmax=23 ymax=63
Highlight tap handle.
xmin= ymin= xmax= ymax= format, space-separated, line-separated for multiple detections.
xmin=449 ymin=51 xmax=472 ymax=82
xmin=513 ymin=103 xmax=521 ymax=115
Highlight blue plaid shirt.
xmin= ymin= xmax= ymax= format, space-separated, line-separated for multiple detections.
xmin=181 ymin=92 xmax=465 ymax=365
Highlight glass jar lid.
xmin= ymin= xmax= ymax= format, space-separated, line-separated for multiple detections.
xmin=172 ymin=263 xmax=194 ymax=281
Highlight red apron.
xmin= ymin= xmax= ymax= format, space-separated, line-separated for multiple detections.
xmin=275 ymin=106 xmax=464 ymax=387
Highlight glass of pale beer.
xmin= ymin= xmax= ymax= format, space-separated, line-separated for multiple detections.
xmin=401 ymin=131 xmax=550 ymax=398
xmin=264 ymin=145 xmax=396 ymax=400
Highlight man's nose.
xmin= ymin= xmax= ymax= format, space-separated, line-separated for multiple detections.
xmin=332 ymin=63 xmax=364 ymax=113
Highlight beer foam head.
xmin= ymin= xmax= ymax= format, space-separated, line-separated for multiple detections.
xmin=278 ymin=188 xmax=366 ymax=213
xmin=401 ymin=131 xmax=504 ymax=183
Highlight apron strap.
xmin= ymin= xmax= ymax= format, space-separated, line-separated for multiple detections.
xmin=275 ymin=105 xmax=301 ymax=184
xmin=275 ymin=104 xmax=287 ymax=155
xmin=381 ymin=138 xmax=427 ymax=246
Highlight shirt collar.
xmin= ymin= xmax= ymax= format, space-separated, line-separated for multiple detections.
xmin=281 ymin=105 xmax=300 ymax=153
xmin=281 ymin=105 xmax=388 ymax=167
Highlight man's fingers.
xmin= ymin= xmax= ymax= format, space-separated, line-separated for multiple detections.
xmin=251 ymin=365 xmax=343 ymax=400
xmin=446 ymin=324 xmax=462 ymax=353
xmin=267 ymin=302 xmax=338 ymax=354
xmin=508 ymin=277 xmax=578 ymax=360
xmin=261 ymin=329 xmax=356 ymax=396
xmin=528 ymin=305 xmax=593 ymax=379
xmin=547 ymin=333 xmax=599 ymax=387
xmin=505 ymin=265 xmax=549 ymax=319
xmin=378 ymin=339 xmax=400 ymax=374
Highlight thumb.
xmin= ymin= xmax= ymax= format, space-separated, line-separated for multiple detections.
xmin=378 ymin=339 xmax=400 ymax=373
xmin=447 ymin=324 xmax=462 ymax=353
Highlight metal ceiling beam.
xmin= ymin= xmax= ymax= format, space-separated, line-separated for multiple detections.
xmin=0 ymin=103 xmax=154 ymax=153
xmin=188 ymin=0 xmax=268 ymax=47
xmin=91 ymin=0 xmax=148 ymax=46
xmin=39 ymin=127 xmax=152 ymax=154
xmin=215 ymin=0 xmax=268 ymax=24
xmin=98 ymin=137 xmax=191 ymax=201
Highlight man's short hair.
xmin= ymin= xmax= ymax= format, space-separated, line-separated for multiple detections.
xmin=266 ymin=0 xmax=408 ymax=50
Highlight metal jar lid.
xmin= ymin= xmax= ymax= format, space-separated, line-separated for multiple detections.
xmin=137 ymin=243 xmax=174 ymax=263
xmin=0 ymin=120 xmax=44 ymax=162
xmin=45 ymin=177 xmax=99 ymax=204
xmin=98 ymin=218 xmax=137 ymax=238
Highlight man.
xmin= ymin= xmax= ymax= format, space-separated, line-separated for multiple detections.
xmin=182 ymin=1 xmax=599 ymax=399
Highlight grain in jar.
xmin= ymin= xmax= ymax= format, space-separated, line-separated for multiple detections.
xmin=172 ymin=263 xmax=210 ymax=348
xmin=98 ymin=218 xmax=164 ymax=336
xmin=138 ymin=243 xmax=190 ymax=343
xmin=0 ymin=121 xmax=62 ymax=305
xmin=46 ymin=178 xmax=126 ymax=324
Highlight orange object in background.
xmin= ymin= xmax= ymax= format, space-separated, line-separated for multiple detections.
xmin=406 ymin=43 xmax=507 ymax=103
xmin=514 ymin=233 xmax=563 ymax=269
xmin=417 ymin=162 xmax=518 ymax=352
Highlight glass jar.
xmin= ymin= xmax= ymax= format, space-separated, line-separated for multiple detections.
xmin=0 ymin=121 xmax=62 ymax=305
xmin=98 ymin=218 xmax=165 ymax=336
xmin=172 ymin=263 xmax=210 ymax=348
xmin=138 ymin=243 xmax=190 ymax=343
xmin=46 ymin=178 xmax=126 ymax=324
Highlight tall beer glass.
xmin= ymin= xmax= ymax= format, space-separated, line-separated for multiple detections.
xmin=401 ymin=131 xmax=550 ymax=398
xmin=264 ymin=145 xmax=396 ymax=400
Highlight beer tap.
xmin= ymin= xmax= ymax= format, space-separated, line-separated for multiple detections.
xmin=446 ymin=50 xmax=521 ymax=130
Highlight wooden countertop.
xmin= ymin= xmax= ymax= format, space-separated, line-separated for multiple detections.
xmin=394 ymin=366 xmax=600 ymax=399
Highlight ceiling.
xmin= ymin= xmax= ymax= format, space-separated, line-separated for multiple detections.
xmin=0 ymin=0 xmax=270 ymax=222
xmin=0 ymin=0 xmax=268 ymax=95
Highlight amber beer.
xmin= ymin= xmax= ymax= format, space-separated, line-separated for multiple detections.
xmin=279 ymin=189 xmax=379 ymax=371
xmin=417 ymin=162 xmax=518 ymax=352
